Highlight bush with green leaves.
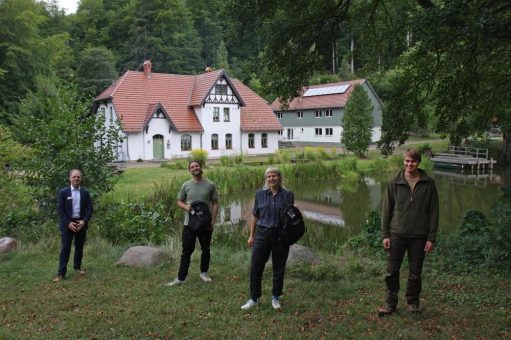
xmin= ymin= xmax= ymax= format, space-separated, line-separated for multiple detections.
xmin=346 ymin=210 xmax=382 ymax=253
xmin=13 ymin=77 xmax=123 ymax=215
xmin=95 ymin=201 xmax=173 ymax=245
xmin=438 ymin=210 xmax=491 ymax=272
xmin=189 ymin=149 xmax=208 ymax=167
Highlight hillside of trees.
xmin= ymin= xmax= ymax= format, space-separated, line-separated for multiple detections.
xmin=1 ymin=0 xmax=509 ymax=158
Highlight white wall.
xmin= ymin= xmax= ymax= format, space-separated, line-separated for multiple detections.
xmin=241 ymin=132 xmax=279 ymax=155
xmin=197 ymin=103 xmax=242 ymax=157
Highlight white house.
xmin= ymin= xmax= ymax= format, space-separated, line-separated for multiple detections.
xmin=94 ymin=60 xmax=281 ymax=161
xmin=271 ymin=79 xmax=383 ymax=146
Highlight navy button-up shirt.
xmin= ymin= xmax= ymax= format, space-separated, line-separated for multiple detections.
xmin=252 ymin=187 xmax=294 ymax=228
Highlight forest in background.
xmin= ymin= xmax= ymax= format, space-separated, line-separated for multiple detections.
xmin=0 ymin=0 xmax=510 ymax=157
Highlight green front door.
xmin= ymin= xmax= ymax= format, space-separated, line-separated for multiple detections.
xmin=153 ymin=135 xmax=164 ymax=159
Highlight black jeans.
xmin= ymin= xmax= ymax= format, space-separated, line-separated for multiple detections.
xmin=385 ymin=236 xmax=427 ymax=308
xmin=249 ymin=226 xmax=290 ymax=301
xmin=58 ymin=228 xmax=87 ymax=276
xmin=177 ymin=225 xmax=213 ymax=281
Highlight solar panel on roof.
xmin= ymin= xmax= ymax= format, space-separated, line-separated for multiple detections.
xmin=303 ymin=85 xmax=350 ymax=97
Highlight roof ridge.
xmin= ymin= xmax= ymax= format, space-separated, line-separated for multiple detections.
xmin=110 ymin=70 xmax=131 ymax=98
xmin=187 ymin=74 xmax=197 ymax=107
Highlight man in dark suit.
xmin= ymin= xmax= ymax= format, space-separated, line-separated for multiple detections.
xmin=53 ymin=169 xmax=93 ymax=282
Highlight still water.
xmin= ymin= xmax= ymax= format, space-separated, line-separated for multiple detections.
xmin=217 ymin=167 xmax=509 ymax=249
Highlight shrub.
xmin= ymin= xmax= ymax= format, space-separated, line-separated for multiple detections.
xmin=189 ymin=149 xmax=208 ymax=167
xmin=95 ymin=200 xmax=173 ymax=245
xmin=303 ymin=147 xmax=319 ymax=161
xmin=346 ymin=210 xmax=381 ymax=253
xmin=438 ymin=210 xmax=491 ymax=272
xmin=220 ymin=155 xmax=233 ymax=166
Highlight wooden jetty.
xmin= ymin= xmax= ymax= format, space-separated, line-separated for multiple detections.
xmin=431 ymin=146 xmax=496 ymax=171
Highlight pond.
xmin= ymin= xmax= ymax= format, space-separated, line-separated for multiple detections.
xmin=215 ymin=166 xmax=510 ymax=251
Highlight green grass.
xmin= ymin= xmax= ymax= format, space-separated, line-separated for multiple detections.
xmin=108 ymin=167 xmax=188 ymax=200
xmin=1 ymin=237 xmax=509 ymax=338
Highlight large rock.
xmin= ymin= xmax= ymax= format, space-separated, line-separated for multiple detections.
xmin=286 ymin=244 xmax=320 ymax=266
xmin=117 ymin=246 xmax=166 ymax=267
xmin=0 ymin=237 xmax=18 ymax=255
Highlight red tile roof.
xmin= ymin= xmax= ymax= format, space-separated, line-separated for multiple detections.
xmin=270 ymin=79 xmax=366 ymax=111
xmin=233 ymin=79 xmax=282 ymax=132
xmin=95 ymin=68 xmax=275 ymax=132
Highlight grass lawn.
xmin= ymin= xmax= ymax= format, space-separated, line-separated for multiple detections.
xmin=1 ymin=237 xmax=509 ymax=338
xmin=108 ymin=167 xmax=188 ymax=200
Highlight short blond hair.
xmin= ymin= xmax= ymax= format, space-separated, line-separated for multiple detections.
xmin=263 ymin=166 xmax=283 ymax=188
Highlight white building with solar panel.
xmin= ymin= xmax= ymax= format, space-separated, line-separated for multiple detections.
xmin=270 ymin=79 xmax=383 ymax=147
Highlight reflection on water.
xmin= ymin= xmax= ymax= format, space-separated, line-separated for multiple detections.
xmin=219 ymin=167 xmax=509 ymax=241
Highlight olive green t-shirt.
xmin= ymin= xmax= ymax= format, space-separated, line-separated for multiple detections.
xmin=178 ymin=178 xmax=218 ymax=226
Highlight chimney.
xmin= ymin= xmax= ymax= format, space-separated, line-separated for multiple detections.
xmin=143 ymin=60 xmax=152 ymax=78
xmin=204 ymin=66 xmax=213 ymax=73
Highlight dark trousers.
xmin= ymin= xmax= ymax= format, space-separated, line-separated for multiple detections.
xmin=249 ymin=226 xmax=290 ymax=301
xmin=385 ymin=236 xmax=427 ymax=308
xmin=177 ymin=226 xmax=213 ymax=281
xmin=58 ymin=228 xmax=87 ymax=276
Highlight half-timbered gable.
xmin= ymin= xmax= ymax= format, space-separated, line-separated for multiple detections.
xmin=95 ymin=61 xmax=281 ymax=161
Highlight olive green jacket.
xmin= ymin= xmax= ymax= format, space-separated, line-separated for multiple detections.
xmin=382 ymin=169 xmax=439 ymax=243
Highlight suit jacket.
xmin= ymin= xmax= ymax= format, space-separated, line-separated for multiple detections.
xmin=57 ymin=186 xmax=93 ymax=233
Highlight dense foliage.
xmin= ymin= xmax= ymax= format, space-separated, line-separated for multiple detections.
xmin=341 ymin=85 xmax=374 ymax=157
xmin=13 ymin=77 xmax=123 ymax=214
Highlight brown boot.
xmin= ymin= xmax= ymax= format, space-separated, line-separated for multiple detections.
xmin=377 ymin=304 xmax=396 ymax=317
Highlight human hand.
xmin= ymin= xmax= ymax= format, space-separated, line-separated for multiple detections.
xmin=383 ymin=238 xmax=391 ymax=249
xmin=75 ymin=220 xmax=85 ymax=232
xmin=68 ymin=222 xmax=77 ymax=232
xmin=424 ymin=241 xmax=434 ymax=253
xmin=247 ymin=235 xmax=254 ymax=247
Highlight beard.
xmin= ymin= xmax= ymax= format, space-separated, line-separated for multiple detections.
xmin=192 ymin=169 xmax=203 ymax=177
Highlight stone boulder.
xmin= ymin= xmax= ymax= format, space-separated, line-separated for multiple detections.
xmin=0 ymin=237 xmax=18 ymax=255
xmin=117 ymin=246 xmax=166 ymax=267
xmin=286 ymin=244 xmax=320 ymax=266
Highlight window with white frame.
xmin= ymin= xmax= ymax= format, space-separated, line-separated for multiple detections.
xmin=276 ymin=112 xmax=282 ymax=119
xmin=248 ymin=133 xmax=255 ymax=148
xmin=325 ymin=128 xmax=333 ymax=135
xmin=261 ymin=133 xmax=268 ymax=148
xmin=296 ymin=111 xmax=303 ymax=119
xmin=325 ymin=109 xmax=333 ymax=117
xmin=278 ymin=130 xmax=283 ymax=135
xmin=223 ymin=107 xmax=230 ymax=122
xmin=226 ymin=134 xmax=232 ymax=149
xmin=211 ymin=134 xmax=219 ymax=150
xmin=181 ymin=134 xmax=192 ymax=150
xmin=315 ymin=110 xmax=323 ymax=118
xmin=315 ymin=128 xmax=323 ymax=136
xmin=213 ymin=107 xmax=220 ymax=122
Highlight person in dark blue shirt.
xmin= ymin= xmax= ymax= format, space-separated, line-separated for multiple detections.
xmin=241 ymin=166 xmax=294 ymax=310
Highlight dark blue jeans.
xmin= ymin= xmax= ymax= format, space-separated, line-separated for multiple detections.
xmin=384 ymin=236 xmax=427 ymax=308
xmin=249 ymin=226 xmax=290 ymax=301
xmin=58 ymin=228 xmax=87 ymax=276
xmin=177 ymin=226 xmax=213 ymax=281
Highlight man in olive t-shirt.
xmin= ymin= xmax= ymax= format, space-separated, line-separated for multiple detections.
xmin=166 ymin=160 xmax=218 ymax=286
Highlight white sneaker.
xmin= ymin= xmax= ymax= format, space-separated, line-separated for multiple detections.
xmin=165 ymin=278 xmax=184 ymax=286
xmin=200 ymin=272 xmax=212 ymax=282
xmin=241 ymin=299 xmax=258 ymax=310
xmin=272 ymin=299 xmax=281 ymax=310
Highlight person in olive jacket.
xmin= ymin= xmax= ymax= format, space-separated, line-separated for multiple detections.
xmin=378 ymin=148 xmax=439 ymax=316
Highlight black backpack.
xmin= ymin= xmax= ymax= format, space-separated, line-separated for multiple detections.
xmin=188 ymin=201 xmax=212 ymax=233
xmin=280 ymin=205 xmax=306 ymax=245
